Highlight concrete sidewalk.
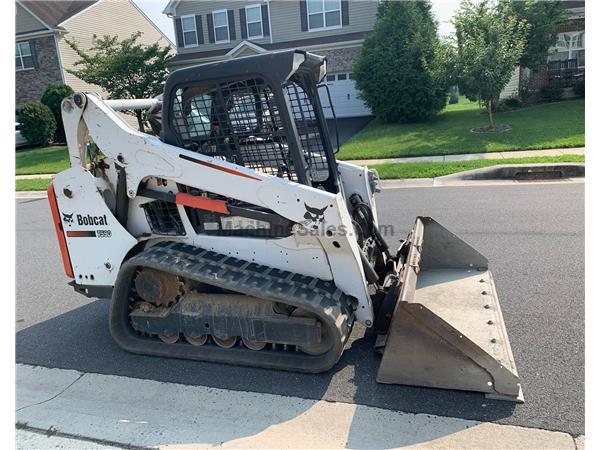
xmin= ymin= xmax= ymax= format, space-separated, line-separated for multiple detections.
xmin=17 ymin=364 xmax=581 ymax=450
xmin=15 ymin=147 xmax=585 ymax=181
xmin=16 ymin=173 xmax=54 ymax=180
xmin=345 ymin=147 xmax=585 ymax=166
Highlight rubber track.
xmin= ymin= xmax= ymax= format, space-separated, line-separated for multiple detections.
xmin=109 ymin=241 xmax=355 ymax=373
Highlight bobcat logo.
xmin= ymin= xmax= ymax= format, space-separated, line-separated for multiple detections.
xmin=303 ymin=203 xmax=327 ymax=228
xmin=62 ymin=212 xmax=74 ymax=226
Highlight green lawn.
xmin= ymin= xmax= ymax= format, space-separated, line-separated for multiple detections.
xmin=339 ymin=99 xmax=585 ymax=160
xmin=16 ymin=145 xmax=69 ymax=175
xmin=16 ymin=178 xmax=51 ymax=191
xmin=372 ymin=154 xmax=584 ymax=180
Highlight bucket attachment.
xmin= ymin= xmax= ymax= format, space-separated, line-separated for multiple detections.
xmin=376 ymin=217 xmax=523 ymax=402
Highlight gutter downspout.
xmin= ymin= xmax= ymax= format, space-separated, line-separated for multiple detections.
xmin=267 ymin=0 xmax=273 ymax=45
xmin=53 ymin=34 xmax=66 ymax=83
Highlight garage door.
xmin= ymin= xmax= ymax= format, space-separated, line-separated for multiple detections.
xmin=319 ymin=72 xmax=372 ymax=119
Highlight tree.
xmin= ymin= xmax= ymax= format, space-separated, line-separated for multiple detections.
xmin=453 ymin=0 xmax=529 ymax=129
xmin=65 ymin=32 xmax=171 ymax=132
xmin=41 ymin=84 xmax=74 ymax=143
xmin=353 ymin=1 xmax=452 ymax=123
xmin=499 ymin=0 xmax=566 ymax=70
xmin=19 ymin=102 xmax=56 ymax=147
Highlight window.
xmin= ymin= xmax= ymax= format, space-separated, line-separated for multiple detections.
xmin=245 ymin=4 xmax=263 ymax=39
xmin=337 ymin=73 xmax=347 ymax=80
xmin=16 ymin=41 xmax=34 ymax=71
xmin=213 ymin=10 xmax=230 ymax=43
xmin=326 ymin=75 xmax=335 ymax=82
xmin=181 ymin=15 xmax=198 ymax=47
xmin=307 ymin=0 xmax=341 ymax=31
xmin=548 ymin=31 xmax=585 ymax=67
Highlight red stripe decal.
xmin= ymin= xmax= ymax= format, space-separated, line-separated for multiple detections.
xmin=67 ymin=230 xmax=97 ymax=237
xmin=175 ymin=193 xmax=229 ymax=215
xmin=47 ymin=183 xmax=74 ymax=278
xmin=180 ymin=154 xmax=262 ymax=181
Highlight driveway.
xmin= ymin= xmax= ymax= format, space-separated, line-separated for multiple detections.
xmin=326 ymin=116 xmax=373 ymax=148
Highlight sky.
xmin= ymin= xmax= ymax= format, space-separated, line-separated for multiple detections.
xmin=133 ymin=0 xmax=462 ymax=44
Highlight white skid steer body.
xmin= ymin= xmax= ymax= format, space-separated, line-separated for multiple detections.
xmin=47 ymin=50 xmax=522 ymax=401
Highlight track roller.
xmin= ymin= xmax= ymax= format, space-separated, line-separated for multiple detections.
xmin=185 ymin=334 xmax=208 ymax=346
xmin=213 ymin=336 xmax=237 ymax=348
xmin=159 ymin=333 xmax=179 ymax=344
xmin=242 ymin=337 xmax=267 ymax=351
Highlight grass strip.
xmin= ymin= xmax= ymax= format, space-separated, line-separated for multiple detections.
xmin=371 ymin=154 xmax=584 ymax=180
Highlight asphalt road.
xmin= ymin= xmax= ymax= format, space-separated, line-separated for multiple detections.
xmin=16 ymin=182 xmax=584 ymax=436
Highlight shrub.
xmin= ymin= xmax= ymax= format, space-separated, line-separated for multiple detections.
xmin=41 ymin=84 xmax=74 ymax=143
xmin=18 ymin=102 xmax=56 ymax=147
xmin=502 ymin=96 xmax=523 ymax=109
xmin=353 ymin=1 xmax=451 ymax=123
xmin=540 ymin=81 xmax=563 ymax=103
xmin=493 ymin=99 xmax=509 ymax=113
xmin=573 ymin=79 xmax=585 ymax=98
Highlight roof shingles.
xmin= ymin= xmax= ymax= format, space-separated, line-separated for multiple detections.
xmin=19 ymin=0 xmax=98 ymax=29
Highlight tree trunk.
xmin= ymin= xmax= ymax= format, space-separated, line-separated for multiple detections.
xmin=135 ymin=110 xmax=145 ymax=133
xmin=486 ymin=101 xmax=494 ymax=129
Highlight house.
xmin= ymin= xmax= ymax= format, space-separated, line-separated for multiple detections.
xmin=162 ymin=0 xmax=378 ymax=118
xmin=15 ymin=0 xmax=174 ymax=108
xmin=500 ymin=0 xmax=585 ymax=99
xmin=543 ymin=0 xmax=584 ymax=87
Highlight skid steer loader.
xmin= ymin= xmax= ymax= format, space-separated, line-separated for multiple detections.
xmin=48 ymin=50 xmax=523 ymax=401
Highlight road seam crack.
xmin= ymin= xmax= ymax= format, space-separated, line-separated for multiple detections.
xmin=16 ymin=424 xmax=153 ymax=450
xmin=16 ymin=372 xmax=86 ymax=413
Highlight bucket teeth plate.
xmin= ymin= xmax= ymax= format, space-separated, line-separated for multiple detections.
xmin=377 ymin=217 xmax=523 ymax=402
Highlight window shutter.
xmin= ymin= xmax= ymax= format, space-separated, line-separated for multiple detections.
xmin=207 ymin=14 xmax=215 ymax=43
xmin=228 ymin=10 xmax=236 ymax=40
xmin=239 ymin=8 xmax=247 ymax=39
xmin=300 ymin=1 xmax=308 ymax=32
xmin=30 ymin=41 xmax=38 ymax=69
xmin=261 ymin=5 xmax=270 ymax=36
xmin=195 ymin=14 xmax=204 ymax=44
xmin=341 ymin=0 xmax=349 ymax=26
xmin=175 ymin=18 xmax=184 ymax=47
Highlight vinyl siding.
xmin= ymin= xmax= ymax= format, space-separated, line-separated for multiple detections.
xmin=173 ymin=0 xmax=377 ymax=54
xmin=269 ymin=1 xmax=376 ymax=43
xmin=16 ymin=3 xmax=49 ymax=34
xmin=58 ymin=0 xmax=173 ymax=96
xmin=175 ymin=1 xmax=271 ymax=54
xmin=499 ymin=67 xmax=520 ymax=100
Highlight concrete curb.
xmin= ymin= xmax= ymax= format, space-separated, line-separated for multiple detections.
xmin=16 ymin=364 xmax=578 ymax=450
xmin=16 ymin=191 xmax=47 ymax=199
xmin=378 ymin=163 xmax=585 ymax=189
xmin=437 ymin=163 xmax=585 ymax=182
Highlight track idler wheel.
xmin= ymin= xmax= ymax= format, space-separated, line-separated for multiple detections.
xmin=292 ymin=308 xmax=333 ymax=356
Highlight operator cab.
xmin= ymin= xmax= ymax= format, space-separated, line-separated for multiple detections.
xmin=161 ymin=50 xmax=339 ymax=193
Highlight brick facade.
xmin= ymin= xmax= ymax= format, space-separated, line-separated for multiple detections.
xmin=16 ymin=36 xmax=63 ymax=107
xmin=317 ymin=46 xmax=361 ymax=73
